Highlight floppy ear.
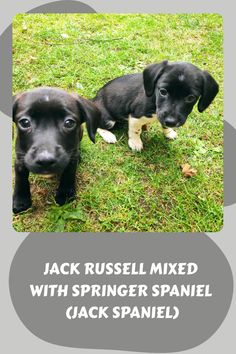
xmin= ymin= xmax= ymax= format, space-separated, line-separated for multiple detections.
xmin=13 ymin=94 xmax=21 ymax=122
xmin=143 ymin=60 xmax=168 ymax=97
xmin=76 ymin=95 xmax=100 ymax=143
xmin=198 ymin=71 xmax=219 ymax=112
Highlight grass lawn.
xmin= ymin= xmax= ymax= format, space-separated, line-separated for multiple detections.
xmin=12 ymin=14 xmax=223 ymax=232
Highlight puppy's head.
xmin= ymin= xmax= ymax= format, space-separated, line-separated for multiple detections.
xmin=13 ymin=87 xmax=99 ymax=174
xmin=143 ymin=61 xmax=219 ymax=128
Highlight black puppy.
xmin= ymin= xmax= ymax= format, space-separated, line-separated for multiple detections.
xmin=93 ymin=61 xmax=219 ymax=151
xmin=13 ymin=87 xmax=99 ymax=214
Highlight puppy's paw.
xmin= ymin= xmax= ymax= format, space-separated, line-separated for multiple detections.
xmin=97 ymin=128 xmax=117 ymax=144
xmin=13 ymin=196 xmax=32 ymax=214
xmin=55 ymin=188 xmax=76 ymax=206
xmin=163 ymin=128 xmax=178 ymax=140
xmin=128 ymin=137 xmax=143 ymax=152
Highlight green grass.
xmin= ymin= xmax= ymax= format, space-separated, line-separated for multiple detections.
xmin=12 ymin=14 xmax=223 ymax=232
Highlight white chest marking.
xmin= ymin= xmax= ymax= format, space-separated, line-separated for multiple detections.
xmin=178 ymin=74 xmax=185 ymax=81
xmin=44 ymin=95 xmax=50 ymax=102
xmin=133 ymin=114 xmax=157 ymax=127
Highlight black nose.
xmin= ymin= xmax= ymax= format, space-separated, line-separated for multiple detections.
xmin=164 ymin=117 xmax=178 ymax=127
xmin=35 ymin=151 xmax=56 ymax=168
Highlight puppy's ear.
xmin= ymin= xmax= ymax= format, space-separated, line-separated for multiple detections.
xmin=76 ymin=95 xmax=100 ymax=143
xmin=143 ymin=61 xmax=168 ymax=97
xmin=13 ymin=94 xmax=21 ymax=122
xmin=198 ymin=71 xmax=219 ymax=112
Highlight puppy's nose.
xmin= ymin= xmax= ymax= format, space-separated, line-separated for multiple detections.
xmin=35 ymin=151 xmax=56 ymax=168
xmin=164 ymin=117 xmax=178 ymax=127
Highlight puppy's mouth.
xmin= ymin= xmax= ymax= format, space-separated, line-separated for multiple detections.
xmin=162 ymin=121 xmax=182 ymax=128
xmin=25 ymin=163 xmax=68 ymax=175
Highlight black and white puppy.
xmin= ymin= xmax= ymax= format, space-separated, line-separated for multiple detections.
xmin=13 ymin=87 xmax=99 ymax=214
xmin=93 ymin=61 xmax=219 ymax=151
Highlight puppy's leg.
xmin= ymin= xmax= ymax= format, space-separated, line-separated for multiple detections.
xmin=55 ymin=157 xmax=78 ymax=206
xmin=128 ymin=116 xmax=144 ymax=151
xmin=142 ymin=116 xmax=156 ymax=132
xmin=97 ymin=119 xmax=117 ymax=143
xmin=97 ymin=128 xmax=117 ymax=144
xmin=13 ymin=161 xmax=31 ymax=213
xmin=162 ymin=127 xmax=178 ymax=140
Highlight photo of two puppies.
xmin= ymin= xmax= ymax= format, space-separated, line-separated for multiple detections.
xmin=12 ymin=14 xmax=222 ymax=232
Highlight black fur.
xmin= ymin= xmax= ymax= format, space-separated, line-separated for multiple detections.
xmin=13 ymin=87 xmax=99 ymax=213
xmin=93 ymin=61 xmax=219 ymax=129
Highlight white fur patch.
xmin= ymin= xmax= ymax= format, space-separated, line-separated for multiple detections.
xmin=162 ymin=127 xmax=178 ymax=139
xmin=128 ymin=137 xmax=143 ymax=151
xmin=128 ymin=115 xmax=157 ymax=151
xmin=97 ymin=128 xmax=117 ymax=144
xmin=135 ymin=115 xmax=157 ymax=127
xmin=106 ymin=120 xmax=116 ymax=129
xmin=44 ymin=95 xmax=50 ymax=102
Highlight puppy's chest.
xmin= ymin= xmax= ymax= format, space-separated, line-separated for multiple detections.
xmin=136 ymin=114 xmax=157 ymax=126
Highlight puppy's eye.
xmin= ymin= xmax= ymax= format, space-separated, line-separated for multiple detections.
xmin=186 ymin=94 xmax=196 ymax=103
xmin=64 ymin=118 xmax=76 ymax=130
xmin=159 ymin=88 xmax=168 ymax=97
xmin=18 ymin=118 xmax=31 ymax=129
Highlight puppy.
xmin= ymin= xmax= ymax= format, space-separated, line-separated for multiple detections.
xmin=93 ymin=61 xmax=219 ymax=151
xmin=13 ymin=87 xmax=99 ymax=214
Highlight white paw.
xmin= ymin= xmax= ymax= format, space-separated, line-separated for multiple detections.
xmin=128 ymin=138 xmax=143 ymax=151
xmin=163 ymin=128 xmax=178 ymax=140
xmin=97 ymin=128 xmax=117 ymax=144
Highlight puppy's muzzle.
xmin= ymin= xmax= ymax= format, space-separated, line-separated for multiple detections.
xmin=25 ymin=145 xmax=70 ymax=174
xmin=35 ymin=150 xmax=57 ymax=169
xmin=158 ymin=111 xmax=184 ymax=128
xmin=163 ymin=116 xmax=178 ymax=128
